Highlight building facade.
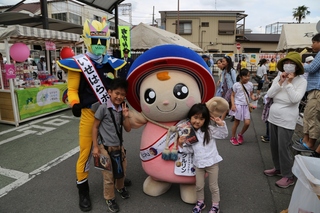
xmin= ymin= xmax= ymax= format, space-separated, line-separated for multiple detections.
xmin=159 ymin=10 xmax=279 ymax=55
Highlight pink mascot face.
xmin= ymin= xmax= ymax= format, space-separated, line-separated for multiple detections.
xmin=140 ymin=70 xmax=201 ymax=122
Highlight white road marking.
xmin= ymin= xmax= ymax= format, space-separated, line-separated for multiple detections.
xmin=0 ymin=146 xmax=79 ymax=198
xmin=0 ymin=130 xmax=37 ymax=146
xmin=0 ymin=114 xmax=70 ymax=136
xmin=0 ymin=167 xmax=29 ymax=179
xmin=43 ymin=118 xmax=70 ymax=126
xmin=0 ymin=113 xmax=79 ymax=198
xmin=17 ymin=125 xmax=56 ymax=136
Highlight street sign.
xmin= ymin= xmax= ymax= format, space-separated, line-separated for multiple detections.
xmin=236 ymin=43 xmax=241 ymax=50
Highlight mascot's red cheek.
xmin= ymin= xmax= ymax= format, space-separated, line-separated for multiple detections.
xmin=142 ymin=103 xmax=150 ymax=114
xmin=186 ymin=96 xmax=196 ymax=108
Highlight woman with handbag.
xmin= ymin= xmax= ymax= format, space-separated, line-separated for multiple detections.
xmin=220 ymin=56 xmax=237 ymax=120
xmin=229 ymin=69 xmax=258 ymax=146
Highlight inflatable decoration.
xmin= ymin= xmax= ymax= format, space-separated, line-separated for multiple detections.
xmin=60 ymin=47 xmax=75 ymax=59
xmin=126 ymin=44 xmax=228 ymax=204
xmin=10 ymin=43 xmax=30 ymax=62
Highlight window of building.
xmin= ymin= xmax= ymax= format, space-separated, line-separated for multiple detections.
xmin=201 ymin=22 xmax=209 ymax=27
xmin=177 ymin=20 xmax=192 ymax=35
xmin=52 ymin=13 xmax=67 ymax=21
xmin=69 ymin=13 xmax=82 ymax=25
xmin=93 ymin=15 xmax=101 ymax=22
xmin=218 ymin=20 xmax=235 ymax=35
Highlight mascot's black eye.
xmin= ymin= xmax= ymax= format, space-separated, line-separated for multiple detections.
xmin=144 ymin=89 xmax=156 ymax=104
xmin=173 ymin=83 xmax=188 ymax=99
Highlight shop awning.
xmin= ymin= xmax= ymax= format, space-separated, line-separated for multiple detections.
xmin=0 ymin=25 xmax=81 ymax=47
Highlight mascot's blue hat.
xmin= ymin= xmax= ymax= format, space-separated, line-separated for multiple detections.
xmin=127 ymin=44 xmax=215 ymax=112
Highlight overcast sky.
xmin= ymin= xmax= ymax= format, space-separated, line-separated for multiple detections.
xmin=1 ymin=0 xmax=319 ymax=33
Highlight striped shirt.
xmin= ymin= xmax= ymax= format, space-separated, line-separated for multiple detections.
xmin=304 ymin=52 xmax=320 ymax=92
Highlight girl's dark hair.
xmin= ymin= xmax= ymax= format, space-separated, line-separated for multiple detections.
xmin=236 ymin=68 xmax=250 ymax=82
xmin=223 ymin=55 xmax=234 ymax=73
xmin=216 ymin=58 xmax=223 ymax=64
xmin=187 ymin=103 xmax=211 ymax=145
xmin=258 ymin=59 xmax=267 ymax=67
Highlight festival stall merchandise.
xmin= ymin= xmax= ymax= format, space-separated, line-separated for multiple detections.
xmin=0 ymin=25 xmax=81 ymax=126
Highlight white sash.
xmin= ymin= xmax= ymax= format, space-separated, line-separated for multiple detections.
xmin=140 ymin=120 xmax=184 ymax=162
xmin=73 ymin=54 xmax=110 ymax=104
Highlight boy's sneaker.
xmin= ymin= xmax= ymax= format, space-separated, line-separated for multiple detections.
xmin=209 ymin=205 xmax=220 ymax=213
xmin=230 ymin=137 xmax=239 ymax=146
xmin=192 ymin=200 xmax=206 ymax=213
xmin=117 ymin=187 xmax=130 ymax=199
xmin=275 ymin=177 xmax=295 ymax=188
xmin=237 ymin=133 xmax=244 ymax=144
xmin=264 ymin=168 xmax=281 ymax=177
xmin=106 ymin=199 xmax=119 ymax=212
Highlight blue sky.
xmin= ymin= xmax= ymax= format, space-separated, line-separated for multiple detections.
xmin=1 ymin=0 xmax=319 ymax=33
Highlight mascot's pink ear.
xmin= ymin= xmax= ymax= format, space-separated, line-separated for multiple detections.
xmin=206 ymin=97 xmax=229 ymax=118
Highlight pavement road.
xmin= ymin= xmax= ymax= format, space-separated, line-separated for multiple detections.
xmin=0 ymin=107 xmax=294 ymax=213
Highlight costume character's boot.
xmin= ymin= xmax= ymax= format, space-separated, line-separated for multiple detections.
xmin=77 ymin=180 xmax=92 ymax=212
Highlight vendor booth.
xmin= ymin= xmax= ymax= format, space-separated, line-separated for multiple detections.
xmin=276 ymin=23 xmax=317 ymax=52
xmin=0 ymin=25 xmax=81 ymax=126
xmin=130 ymin=23 xmax=203 ymax=52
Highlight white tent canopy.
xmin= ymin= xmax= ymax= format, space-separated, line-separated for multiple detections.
xmin=131 ymin=23 xmax=203 ymax=52
xmin=276 ymin=23 xmax=317 ymax=52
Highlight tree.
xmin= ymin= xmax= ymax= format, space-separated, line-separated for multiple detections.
xmin=292 ymin=5 xmax=311 ymax=23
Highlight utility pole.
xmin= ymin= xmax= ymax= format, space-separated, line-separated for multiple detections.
xmin=40 ymin=0 xmax=52 ymax=75
xmin=152 ymin=6 xmax=155 ymax=26
xmin=177 ymin=0 xmax=180 ymax=35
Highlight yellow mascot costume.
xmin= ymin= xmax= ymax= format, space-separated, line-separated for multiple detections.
xmin=57 ymin=18 xmax=125 ymax=212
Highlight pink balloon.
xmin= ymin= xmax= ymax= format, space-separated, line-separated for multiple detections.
xmin=10 ymin=43 xmax=30 ymax=62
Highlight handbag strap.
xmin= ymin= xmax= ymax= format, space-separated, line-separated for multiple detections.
xmin=241 ymin=83 xmax=250 ymax=106
xmin=106 ymin=108 xmax=123 ymax=149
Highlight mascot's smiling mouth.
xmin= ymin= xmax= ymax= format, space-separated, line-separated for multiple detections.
xmin=156 ymin=103 xmax=177 ymax=112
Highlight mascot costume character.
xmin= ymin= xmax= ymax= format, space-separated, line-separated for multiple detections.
xmin=126 ymin=44 xmax=229 ymax=204
xmin=57 ymin=18 xmax=126 ymax=212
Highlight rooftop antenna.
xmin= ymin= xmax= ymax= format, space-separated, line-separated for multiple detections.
xmin=215 ymin=0 xmax=217 ymax=9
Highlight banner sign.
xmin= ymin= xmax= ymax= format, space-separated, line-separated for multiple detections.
xmin=5 ymin=64 xmax=16 ymax=79
xmin=45 ymin=41 xmax=56 ymax=50
xmin=16 ymin=83 xmax=69 ymax=120
xmin=118 ymin=26 xmax=131 ymax=58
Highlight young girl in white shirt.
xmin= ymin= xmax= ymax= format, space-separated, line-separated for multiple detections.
xmin=178 ymin=103 xmax=228 ymax=213
xmin=229 ymin=68 xmax=259 ymax=145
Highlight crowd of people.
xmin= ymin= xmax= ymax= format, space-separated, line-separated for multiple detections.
xmin=63 ymin=16 xmax=319 ymax=213
xmin=209 ymin=33 xmax=319 ymax=194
